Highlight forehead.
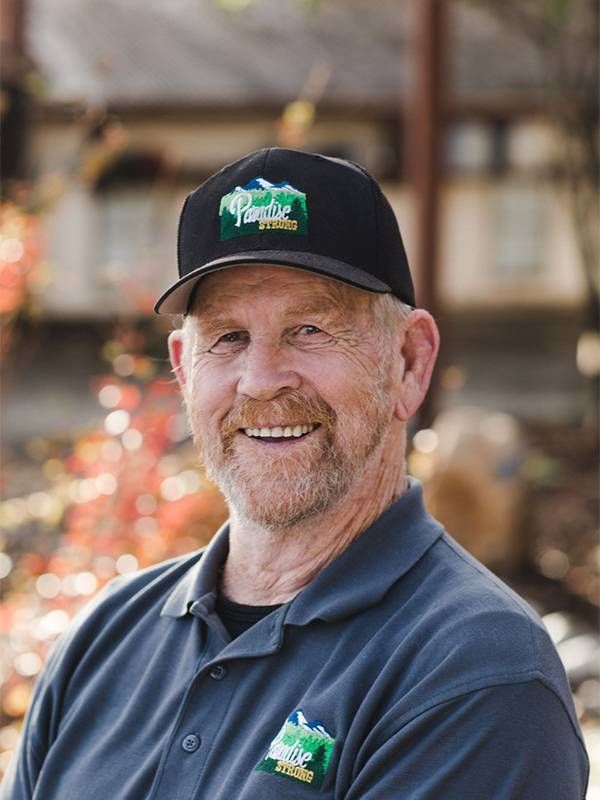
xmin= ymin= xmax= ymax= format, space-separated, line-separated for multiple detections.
xmin=191 ymin=264 xmax=371 ymax=317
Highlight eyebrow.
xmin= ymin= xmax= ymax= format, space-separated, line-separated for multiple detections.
xmin=196 ymin=296 xmax=348 ymax=327
xmin=290 ymin=298 xmax=348 ymax=318
xmin=194 ymin=316 xmax=241 ymax=339
xmin=191 ymin=289 xmax=363 ymax=344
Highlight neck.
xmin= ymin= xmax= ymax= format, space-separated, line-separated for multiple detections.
xmin=220 ymin=431 xmax=407 ymax=605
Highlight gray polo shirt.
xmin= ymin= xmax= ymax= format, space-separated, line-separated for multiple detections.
xmin=2 ymin=479 xmax=589 ymax=799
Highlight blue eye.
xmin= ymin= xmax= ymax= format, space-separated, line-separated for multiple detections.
xmin=292 ymin=325 xmax=332 ymax=346
xmin=300 ymin=325 xmax=322 ymax=335
xmin=209 ymin=331 xmax=249 ymax=354
xmin=221 ymin=332 xmax=243 ymax=342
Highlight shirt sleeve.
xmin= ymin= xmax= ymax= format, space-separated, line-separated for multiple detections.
xmin=345 ymin=679 xmax=589 ymax=800
xmin=0 ymin=667 xmax=52 ymax=800
xmin=0 ymin=578 xmax=129 ymax=800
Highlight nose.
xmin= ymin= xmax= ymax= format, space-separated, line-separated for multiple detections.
xmin=236 ymin=338 xmax=301 ymax=400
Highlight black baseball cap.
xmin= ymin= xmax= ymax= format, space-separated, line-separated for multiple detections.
xmin=154 ymin=147 xmax=415 ymax=314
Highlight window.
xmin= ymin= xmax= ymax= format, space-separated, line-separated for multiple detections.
xmin=492 ymin=184 xmax=547 ymax=280
xmin=96 ymin=187 xmax=181 ymax=311
xmin=445 ymin=121 xmax=494 ymax=174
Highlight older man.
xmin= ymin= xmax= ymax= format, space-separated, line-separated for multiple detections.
xmin=4 ymin=149 xmax=588 ymax=799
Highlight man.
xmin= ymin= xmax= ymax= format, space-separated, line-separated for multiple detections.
xmin=3 ymin=148 xmax=588 ymax=798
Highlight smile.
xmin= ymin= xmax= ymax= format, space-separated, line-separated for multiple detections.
xmin=242 ymin=423 xmax=318 ymax=439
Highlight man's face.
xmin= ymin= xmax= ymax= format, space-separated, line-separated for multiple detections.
xmin=172 ymin=265 xmax=400 ymax=529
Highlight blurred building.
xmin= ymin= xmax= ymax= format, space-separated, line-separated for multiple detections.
xmin=2 ymin=0 xmax=594 ymax=440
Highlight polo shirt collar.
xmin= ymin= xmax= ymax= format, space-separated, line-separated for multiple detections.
xmin=284 ymin=477 xmax=443 ymax=626
xmin=160 ymin=520 xmax=230 ymax=618
xmin=161 ymin=477 xmax=443 ymax=624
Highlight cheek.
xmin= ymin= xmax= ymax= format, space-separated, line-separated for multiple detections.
xmin=303 ymin=348 xmax=382 ymax=403
xmin=300 ymin=376 xmax=368 ymax=431
xmin=186 ymin=363 xmax=237 ymax=426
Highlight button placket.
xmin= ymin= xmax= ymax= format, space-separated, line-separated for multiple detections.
xmin=148 ymin=616 xmax=238 ymax=799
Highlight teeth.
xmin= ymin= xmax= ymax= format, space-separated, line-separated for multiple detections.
xmin=243 ymin=424 xmax=316 ymax=439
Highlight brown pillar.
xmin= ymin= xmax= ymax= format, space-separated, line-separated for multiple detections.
xmin=409 ymin=0 xmax=447 ymax=427
xmin=1 ymin=0 xmax=29 ymax=189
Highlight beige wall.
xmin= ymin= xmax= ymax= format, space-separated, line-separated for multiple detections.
xmin=441 ymin=182 xmax=584 ymax=310
xmin=385 ymin=181 xmax=585 ymax=311
xmin=30 ymin=119 xmax=587 ymax=317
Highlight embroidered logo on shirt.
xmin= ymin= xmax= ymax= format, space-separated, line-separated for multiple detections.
xmin=255 ymin=708 xmax=335 ymax=789
xmin=219 ymin=178 xmax=308 ymax=240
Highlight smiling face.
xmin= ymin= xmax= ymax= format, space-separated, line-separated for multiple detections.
xmin=169 ymin=265 xmax=404 ymax=529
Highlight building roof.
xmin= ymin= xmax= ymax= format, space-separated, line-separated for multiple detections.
xmin=26 ymin=0 xmax=551 ymax=110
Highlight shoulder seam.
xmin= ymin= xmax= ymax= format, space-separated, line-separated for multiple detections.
xmin=533 ymin=678 xmax=590 ymax=768
xmin=384 ymin=673 xmax=584 ymax=747
xmin=374 ymin=675 xmax=589 ymax=794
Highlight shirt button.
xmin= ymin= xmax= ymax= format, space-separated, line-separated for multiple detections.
xmin=181 ymin=733 xmax=200 ymax=753
xmin=209 ymin=664 xmax=227 ymax=680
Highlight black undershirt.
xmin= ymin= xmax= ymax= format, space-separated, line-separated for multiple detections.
xmin=216 ymin=593 xmax=282 ymax=639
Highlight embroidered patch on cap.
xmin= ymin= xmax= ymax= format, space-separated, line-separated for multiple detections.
xmin=255 ymin=708 xmax=335 ymax=789
xmin=219 ymin=177 xmax=308 ymax=240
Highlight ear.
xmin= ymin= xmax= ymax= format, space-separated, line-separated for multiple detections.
xmin=168 ymin=328 xmax=188 ymax=390
xmin=393 ymin=310 xmax=440 ymax=422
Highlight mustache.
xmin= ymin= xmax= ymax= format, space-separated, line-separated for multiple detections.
xmin=220 ymin=391 xmax=336 ymax=448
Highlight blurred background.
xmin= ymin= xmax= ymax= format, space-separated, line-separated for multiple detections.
xmin=1 ymin=0 xmax=598 ymax=789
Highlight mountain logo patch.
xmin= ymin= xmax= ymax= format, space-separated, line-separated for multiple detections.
xmin=219 ymin=177 xmax=308 ymax=240
xmin=255 ymin=708 xmax=335 ymax=789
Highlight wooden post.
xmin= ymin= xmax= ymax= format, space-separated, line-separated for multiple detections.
xmin=409 ymin=0 xmax=447 ymax=428
xmin=1 ymin=0 xmax=28 ymax=188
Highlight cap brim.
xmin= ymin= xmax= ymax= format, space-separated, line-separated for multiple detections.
xmin=154 ymin=251 xmax=392 ymax=314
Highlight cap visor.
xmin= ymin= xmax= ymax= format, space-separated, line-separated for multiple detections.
xmin=154 ymin=251 xmax=391 ymax=313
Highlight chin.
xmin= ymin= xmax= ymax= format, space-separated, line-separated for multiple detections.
xmin=222 ymin=473 xmax=350 ymax=531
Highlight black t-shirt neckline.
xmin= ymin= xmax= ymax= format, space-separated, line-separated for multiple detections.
xmin=216 ymin=593 xmax=283 ymax=639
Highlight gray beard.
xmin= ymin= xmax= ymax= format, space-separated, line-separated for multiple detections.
xmin=205 ymin=433 xmax=361 ymax=529
xmin=197 ymin=398 xmax=391 ymax=531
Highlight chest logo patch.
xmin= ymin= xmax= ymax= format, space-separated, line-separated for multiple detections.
xmin=219 ymin=177 xmax=308 ymax=240
xmin=255 ymin=708 xmax=335 ymax=789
